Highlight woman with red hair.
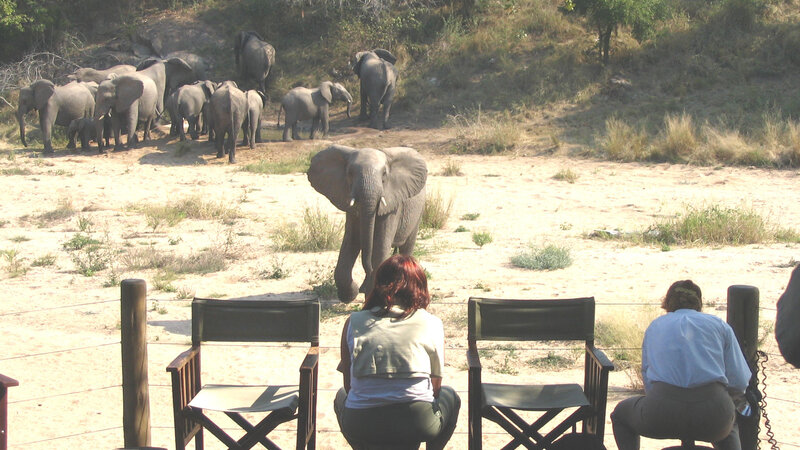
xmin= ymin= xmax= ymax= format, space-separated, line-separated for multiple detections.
xmin=334 ymin=255 xmax=460 ymax=449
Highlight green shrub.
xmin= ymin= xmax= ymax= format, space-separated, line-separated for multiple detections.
xmin=646 ymin=204 xmax=769 ymax=246
xmin=653 ymin=113 xmax=698 ymax=162
xmin=37 ymin=197 xmax=76 ymax=226
xmin=130 ymin=196 xmax=241 ymax=231
xmin=472 ymin=231 xmax=493 ymax=248
xmin=259 ymin=257 xmax=290 ymax=280
xmin=241 ymin=152 xmax=313 ymax=174
xmin=449 ymin=109 xmax=522 ymax=155
xmin=62 ymin=233 xmax=101 ymax=251
xmin=460 ymin=212 xmax=480 ymax=221
xmin=440 ymin=159 xmax=463 ymax=176
xmin=552 ymin=168 xmax=578 ymax=183
xmin=511 ymin=244 xmax=572 ymax=270
xmin=1 ymin=249 xmax=27 ymax=278
xmin=31 ymin=254 xmax=56 ymax=267
xmin=421 ymin=190 xmax=453 ymax=230
xmin=601 ymin=117 xmax=650 ymax=162
xmin=307 ymin=264 xmax=338 ymax=300
xmin=272 ymin=206 xmax=343 ymax=252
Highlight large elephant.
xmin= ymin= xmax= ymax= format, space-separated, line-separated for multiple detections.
xmin=137 ymin=57 xmax=191 ymax=112
xmin=278 ymin=81 xmax=353 ymax=142
xmin=242 ymin=89 xmax=266 ymax=148
xmin=307 ymin=144 xmax=428 ymax=302
xmin=67 ymin=64 xmax=137 ymax=83
xmin=93 ymin=73 xmax=159 ymax=151
xmin=17 ymin=80 xmax=95 ymax=153
xmin=352 ymin=49 xmax=398 ymax=129
xmin=234 ymin=31 xmax=275 ymax=93
xmin=167 ymin=80 xmax=216 ymax=141
xmin=209 ymin=80 xmax=247 ymax=163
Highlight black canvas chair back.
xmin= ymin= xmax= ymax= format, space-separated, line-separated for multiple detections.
xmin=168 ymin=295 xmax=320 ymax=450
xmin=467 ymin=297 xmax=613 ymax=450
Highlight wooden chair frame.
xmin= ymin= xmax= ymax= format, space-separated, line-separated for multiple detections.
xmin=0 ymin=374 xmax=18 ymax=450
xmin=467 ymin=297 xmax=614 ymax=450
xmin=167 ymin=297 xmax=319 ymax=450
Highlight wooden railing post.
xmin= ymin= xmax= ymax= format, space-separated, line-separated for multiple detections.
xmin=121 ymin=279 xmax=151 ymax=448
xmin=727 ymin=285 xmax=759 ymax=450
xmin=0 ymin=374 xmax=19 ymax=450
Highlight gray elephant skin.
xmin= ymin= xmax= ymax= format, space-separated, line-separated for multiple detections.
xmin=278 ymin=81 xmax=353 ymax=142
xmin=234 ymin=31 xmax=275 ymax=93
xmin=308 ymin=144 xmax=428 ymax=302
xmin=209 ymin=80 xmax=247 ymax=163
xmin=138 ymin=53 xmax=204 ymax=108
xmin=17 ymin=80 xmax=96 ymax=153
xmin=67 ymin=117 xmax=110 ymax=150
xmin=242 ymin=89 xmax=266 ymax=148
xmin=352 ymin=49 xmax=398 ymax=129
xmin=167 ymin=80 xmax=216 ymax=141
xmin=68 ymin=64 xmax=137 ymax=84
xmin=94 ymin=72 xmax=159 ymax=151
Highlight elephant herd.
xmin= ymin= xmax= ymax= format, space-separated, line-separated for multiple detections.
xmin=15 ymin=29 xmax=401 ymax=162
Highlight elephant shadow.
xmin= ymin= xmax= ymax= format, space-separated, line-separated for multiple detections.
xmin=137 ymin=138 xmax=211 ymax=166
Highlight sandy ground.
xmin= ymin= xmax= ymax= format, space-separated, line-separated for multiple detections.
xmin=1 ymin=122 xmax=800 ymax=449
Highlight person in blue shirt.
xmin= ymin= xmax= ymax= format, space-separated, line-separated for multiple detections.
xmin=610 ymin=280 xmax=752 ymax=450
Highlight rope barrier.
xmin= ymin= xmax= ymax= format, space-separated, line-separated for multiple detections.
xmin=0 ymin=341 xmax=118 ymax=361
xmin=0 ymin=298 xmax=119 ymax=316
xmin=16 ymin=427 xmax=122 ymax=446
xmin=9 ymin=385 xmax=121 ymax=404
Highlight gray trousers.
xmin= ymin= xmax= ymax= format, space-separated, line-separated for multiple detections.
xmin=611 ymin=382 xmax=741 ymax=450
xmin=334 ymin=386 xmax=461 ymax=450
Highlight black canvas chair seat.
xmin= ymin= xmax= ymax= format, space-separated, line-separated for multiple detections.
xmin=482 ymin=383 xmax=590 ymax=411
xmin=468 ymin=297 xmax=614 ymax=450
xmin=167 ymin=296 xmax=320 ymax=450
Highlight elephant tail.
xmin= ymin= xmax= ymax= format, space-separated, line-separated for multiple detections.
xmin=276 ymin=104 xmax=283 ymax=128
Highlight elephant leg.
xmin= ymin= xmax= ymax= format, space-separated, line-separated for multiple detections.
xmin=112 ymin=114 xmax=123 ymax=151
xmin=142 ymin=118 xmax=152 ymax=142
xmin=215 ymin=129 xmax=225 ymax=158
xmin=255 ymin=119 xmax=262 ymax=143
xmin=368 ymin=97 xmax=380 ymax=129
xmin=226 ymin=126 xmax=236 ymax=163
xmin=66 ymin=126 xmax=77 ymax=149
xmin=188 ymin=117 xmax=198 ymax=140
xmin=125 ymin=106 xmax=139 ymax=149
xmin=282 ymin=121 xmax=292 ymax=142
xmin=310 ymin=117 xmax=320 ymax=140
xmin=335 ymin=220 xmax=361 ymax=303
xmin=321 ymin=110 xmax=330 ymax=137
xmin=358 ymin=82 xmax=368 ymax=121
xmin=381 ymin=91 xmax=395 ymax=130
xmin=292 ymin=122 xmax=300 ymax=140
xmin=40 ymin=115 xmax=54 ymax=153
xmin=80 ymin=132 xmax=90 ymax=151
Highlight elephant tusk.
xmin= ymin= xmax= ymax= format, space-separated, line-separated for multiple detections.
xmin=381 ymin=197 xmax=387 ymax=207
xmin=350 ymin=198 xmax=355 ymax=207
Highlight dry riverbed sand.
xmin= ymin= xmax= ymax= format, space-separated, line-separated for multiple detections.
xmin=1 ymin=125 xmax=799 ymax=449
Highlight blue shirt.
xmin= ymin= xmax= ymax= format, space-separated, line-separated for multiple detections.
xmin=642 ymin=309 xmax=751 ymax=393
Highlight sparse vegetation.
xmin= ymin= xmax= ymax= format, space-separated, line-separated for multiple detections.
xmin=31 ymin=254 xmax=56 ymax=267
xmin=460 ymin=212 xmax=480 ymax=221
xmin=440 ymin=159 xmax=463 ymax=176
xmin=129 ymin=196 xmax=241 ymax=231
xmin=259 ymin=257 xmax=290 ymax=280
xmin=241 ymin=152 xmax=313 ymax=175
xmin=36 ymin=197 xmax=76 ymax=226
xmin=471 ymin=231 xmax=493 ymax=248
xmin=511 ymin=244 xmax=572 ymax=270
xmin=552 ymin=168 xmax=578 ymax=183
xmin=421 ymin=190 xmax=453 ymax=230
xmin=454 ymin=225 xmax=469 ymax=232
xmin=272 ymin=206 xmax=343 ymax=252
xmin=596 ymin=308 xmax=659 ymax=389
xmin=307 ymin=264 xmax=337 ymax=300
xmin=2 ymin=249 xmax=27 ymax=277
xmin=645 ymin=205 xmax=774 ymax=246
xmin=449 ymin=109 xmax=522 ymax=155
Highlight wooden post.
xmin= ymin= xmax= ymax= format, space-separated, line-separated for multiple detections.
xmin=0 ymin=374 xmax=19 ymax=450
xmin=727 ymin=285 xmax=759 ymax=450
xmin=121 ymin=279 xmax=151 ymax=448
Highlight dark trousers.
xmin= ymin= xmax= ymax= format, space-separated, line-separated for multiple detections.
xmin=611 ymin=382 xmax=740 ymax=450
xmin=334 ymin=386 xmax=460 ymax=450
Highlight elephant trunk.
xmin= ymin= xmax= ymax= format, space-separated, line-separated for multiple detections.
xmin=346 ymin=100 xmax=351 ymax=119
xmin=16 ymin=109 xmax=27 ymax=147
xmin=356 ymin=178 xmax=381 ymax=293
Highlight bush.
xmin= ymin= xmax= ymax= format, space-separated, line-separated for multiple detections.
xmin=552 ymin=168 xmax=578 ymax=183
xmin=472 ymin=231 xmax=493 ymax=248
xmin=601 ymin=117 xmax=650 ymax=162
xmin=646 ymin=204 xmax=769 ymax=246
xmin=511 ymin=244 xmax=572 ymax=270
xmin=241 ymin=152 xmax=314 ymax=175
xmin=421 ymin=190 xmax=453 ymax=230
xmin=652 ymin=113 xmax=698 ymax=162
xmin=272 ymin=206 xmax=343 ymax=252
xmin=449 ymin=109 xmax=522 ymax=155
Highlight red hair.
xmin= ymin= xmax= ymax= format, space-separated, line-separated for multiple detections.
xmin=363 ymin=255 xmax=430 ymax=318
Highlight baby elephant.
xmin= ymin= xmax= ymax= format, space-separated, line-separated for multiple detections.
xmin=242 ymin=90 xmax=266 ymax=148
xmin=279 ymin=81 xmax=352 ymax=142
xmin=167 ymin=80 xmax=217 ymax=141
xmin=67 ymin=117 xmax=110 ymax=151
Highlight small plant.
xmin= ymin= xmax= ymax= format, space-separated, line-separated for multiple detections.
xmin=307 ymin=264 xmax=337 ymax=300
xmin=421 ymin=190 xmax=454 ymax=230
xmin=9 ymin=235 xmax=29 ymax=243
xmin=70 ymin=242 xmax=111 ymax=276
xmin=418 ymin=227 xmax=436 ymax=240
xmin=441 ymin=159 xmax=463 ymax=176
xmin=552 ymin=168 xmax=578 ymax=183
xmin=511 ymin=244 xmax=572 ymax=270
xmin=454 ymin=225 xmax=469 ymax=232
xmin=645 ymin=204 xmax=769 ymax=246
xmin=102 ymin=269 xmax=120 ymax=288
xmin=272 ymin=206 xmax=343 ymax=252
xmin=259 ymin=257 xmax=290 ymax=280
xmin=449 ymin=108 xmax=522 ymax=155
xmin=2 ymin=249 xmax=27 ymax=277
xmin=460 ymin=212 xmax=480 ymax=221
xmin=150 ymin=301 xmax=168 ymax=315
xmin=241 ymin=152 xmax=313 ymax=174
xmin=31 ymin=254 xmax=57 ymax=267
xmin=527 ymin=351 xmax=576 ymax=370
xmin=472 ymin=231 xmax=493 ymax=248
xmin=168 ymin=236 xmax=182 ymax=245
xmin=473 ymin=281 xmax=491 ymax=292
xmin=37 ymin=197 xmax=76 ymax=226
xmin=176 ymin=286 xmax=194 ymax=300
xmin=76 ymin=215 xmax=93 ymax=232
xmin=152 ymin=270 xmax=178 ymax=292
xmin=495 ymin=349 xmax=519 ymax=375
xmin=62 ymin=233 xmax=101 ymax=251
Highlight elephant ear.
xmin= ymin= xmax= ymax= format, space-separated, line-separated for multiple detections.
xmin=319 ymin=81 xmax=333 ymax=104
xmin=352 ymin=52 xmax=368 ymax=77
xmin=373 ymin=48 xmax=397 ymax=65
xmin=136 ymin=57 xmax=160 ymax=71
xmin=166 ymin=57 xmax=194 ymax=76
xmin=115 ymin=76 xmax=145 ymax=110
xmin=32 ymin=80 xmax=55 ymax=110
xmin=80 ymin=81 xmax=98 ymax=97
xmin=308 ymin=144 xmax=358 ymax=211
xmin=201 ymin=81 xmax=215 ymax=99
xmin=378 ymin=147 xmax=427 ymax=216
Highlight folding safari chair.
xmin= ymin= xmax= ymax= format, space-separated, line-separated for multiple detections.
xmin=167 ymin=296 xmax=319 ymax=450
xmin=1 ymin=374 xmax=18 ymax=450
xmin=467 ymin=297 xmax=614 ymax=449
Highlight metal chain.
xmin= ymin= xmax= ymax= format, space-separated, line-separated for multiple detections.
xmin=756 ymin=350 xmax=779 ymax=450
